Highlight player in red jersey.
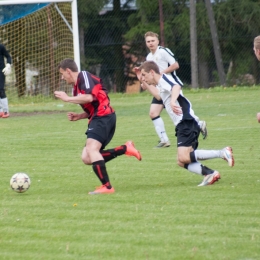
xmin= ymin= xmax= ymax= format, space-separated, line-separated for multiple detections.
xmin=54 ymin=58 xmax=142 ymax=195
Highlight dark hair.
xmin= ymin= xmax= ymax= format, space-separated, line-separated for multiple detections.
xmin=139 ymin=61 xmax=160 ymax=74
xmin=58 ymin=58 xmax=78 ymax=72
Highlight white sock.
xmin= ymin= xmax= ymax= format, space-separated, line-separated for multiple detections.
xmin=194 ymin=150 xmax=222 ymax=160
xmin=0 ymin=100 xmax=2 ymax=112
xmin=1 ymin=98 xmax=9 ymax=113
xmin=152 ymin=117 xmax=169 ymax=143
xmin=186 ymin=162 xmax=202 ymax=175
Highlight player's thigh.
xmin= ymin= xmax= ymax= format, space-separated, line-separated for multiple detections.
xmin=149 ymin=103 xmax=164 ymax=118
xmin=177 ymin=146 xmax=194 ymax=164
xmin=81 ymin=138 xmax=103 ymax=164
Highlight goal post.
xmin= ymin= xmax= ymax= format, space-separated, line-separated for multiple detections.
xmin=0 ymin=0 xmax=80 ymax=99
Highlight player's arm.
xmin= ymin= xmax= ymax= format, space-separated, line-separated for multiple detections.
xmin=170 ymin=84 xmax=182 ymax=115
xmin=142 ymin=81 xmax=161 ymax=100
xmin=67 ymin=111 xmax=89 ymax=121
xmin=161 ymin=62 xmax=179 ymax=75
xmin=54 ymin=91 xmax=93 ymax=104
xmin=160 ymin=48 xmax=179 ymax=74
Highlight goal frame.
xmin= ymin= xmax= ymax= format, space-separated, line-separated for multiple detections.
xmin=0 ymin=0 xmax=80 ymax=70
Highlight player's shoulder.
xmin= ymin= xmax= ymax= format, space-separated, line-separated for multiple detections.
xmin=158 ymin=46 xmax=174 ymax=56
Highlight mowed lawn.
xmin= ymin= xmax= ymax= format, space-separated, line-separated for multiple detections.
xmin=1 ymin=87 xmax=260 ymax=260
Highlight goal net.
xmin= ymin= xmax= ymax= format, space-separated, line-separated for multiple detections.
xmin=0 ymin=1 xmax=79 ymax=101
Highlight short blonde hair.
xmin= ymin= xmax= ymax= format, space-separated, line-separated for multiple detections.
xmin=254 ymin=36 xmax=260 ymax=50
xmin=144 ymin=31 xmax=159 ymax=40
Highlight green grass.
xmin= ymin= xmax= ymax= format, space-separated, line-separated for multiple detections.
xmin=1 ymin=87 xmax=260 ymax=259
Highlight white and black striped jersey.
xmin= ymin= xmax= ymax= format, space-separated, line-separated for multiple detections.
xmin=157 ymin=74 xmax=199 ymax=126
xmin=146 ymin=46 xmax=183 ymax=86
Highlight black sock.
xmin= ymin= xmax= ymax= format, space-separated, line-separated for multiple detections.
xmin=201 ymin=165 xmax=214 ymax=176
xmin=92 ymin=160 xmax=112 ymax=188
xmin=101 ymin=145 xmax=126 ymax=163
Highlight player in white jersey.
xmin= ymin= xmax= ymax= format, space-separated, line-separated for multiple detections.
xmin=253 ymin=36 xmax=260 ymax=122
xmin=138 ymin=61 xmax=235 ymax=186
xmin=140 ymin=31 xmax=207 ymax=148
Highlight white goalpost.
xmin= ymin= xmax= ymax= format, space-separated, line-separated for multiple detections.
xmin=0 ymin=0 xmax=80 ymax=98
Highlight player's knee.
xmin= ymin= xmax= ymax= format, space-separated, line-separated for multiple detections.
xmin=81 ymin=155 xmax=91 ymax=165
xmin=81 ymin=150 xmax=91 ymax=165
xmin=177 ymin=154 xmax=189 ymax=165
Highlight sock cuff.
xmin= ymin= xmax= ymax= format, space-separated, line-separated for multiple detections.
xmin=92 ymin=160 xmax=105 ymax=166
xmin=190 ymin=151 xmax=197 ymax=162
xmin=152 ymin=116 xmax=160 ymax=121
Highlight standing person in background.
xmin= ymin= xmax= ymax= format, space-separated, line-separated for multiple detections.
xmin=139 ymin=61 xmax=234 ymax=186
xmin=54 ymin=58 xmax=142 ymax=195
xmin=0 ymin=43 xmax=12 ymax=118
xmin=137 ymin=31 xmax=207 ymax=148
xmin=253 ymin=35 xmax=260 ymax=123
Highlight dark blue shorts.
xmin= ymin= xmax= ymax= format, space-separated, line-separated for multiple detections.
xmin=86 ymin=113 xmax=116 ymax=150
xmin=151 ymin=96 xmax=164 ymax=105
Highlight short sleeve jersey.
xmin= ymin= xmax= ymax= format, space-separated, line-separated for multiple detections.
xmin=146 ymin=46 xmax=183 ymax=86
xmin=157 ymin=74 xmax=198 ymax=126
xmin=73 ymin=71 xmax=114 ymax=120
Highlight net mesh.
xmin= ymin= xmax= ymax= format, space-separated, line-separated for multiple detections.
xmin=0 ymin=3 xmax=74 ymax=101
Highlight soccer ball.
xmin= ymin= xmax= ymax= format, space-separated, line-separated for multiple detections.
xmin=10 ymin=173 xmax=31 ymax=193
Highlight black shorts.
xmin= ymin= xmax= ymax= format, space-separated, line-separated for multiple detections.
xmin=86 ymin=113 xmax=116 ymax=150
xmin=151 ymin=96 xmax=164 ymax=106
xmin=175 ymin=119 xmax=200 ymax=149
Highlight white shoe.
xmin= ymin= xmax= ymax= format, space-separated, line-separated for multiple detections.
xmin=198 ymin=171 xmax=221 ymax=186
xmin=154 ymin=140 xmax=171 ymax=148
xmin=222 ymin=147 xmax=234 ymax=167
xmin=199 ymin=121 xmax=208 ymax=139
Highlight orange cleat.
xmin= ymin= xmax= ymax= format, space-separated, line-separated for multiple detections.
xmin=0 ymin=112 xmax=3 ymax=117
xmin=2 ymin=112 xmax=9 ymax=118
xmin=125 ymin=141 xmax=142 ymax=161
xmin=88 ymin=185 xmax=115 ymax=195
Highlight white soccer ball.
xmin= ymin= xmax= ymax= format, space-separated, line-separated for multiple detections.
xmin=10 ymin=173 xmax=31 ymax=193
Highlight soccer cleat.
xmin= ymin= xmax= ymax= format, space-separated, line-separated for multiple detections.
xmin=2 ymin=112 xmax=9 ymax=118
xmin=198 ymin=171 xmax=221 ymax=186
xmin=88 ymin=185 xmax=115 ymax=195
xmin=154 ymin=140 xmax=171 ymax=148
xmin=222 ymin=147 xmax=234 ymax=167
xmin=200 ymin=121 xmax=208 ymax=139
xmin=0 ymin=112 xmax=3 ymax=117
xmin=125 ymin=141 xmax=142 ymax=161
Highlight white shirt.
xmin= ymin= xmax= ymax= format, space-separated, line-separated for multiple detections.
xmin=146 ymin=46 xmax=183 ymax=86
xmin=157 ymin=74 xmax=199 ymax=126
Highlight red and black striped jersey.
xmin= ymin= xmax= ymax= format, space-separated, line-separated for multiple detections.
xmin=73 ymin=71 xmax=115 ymax=120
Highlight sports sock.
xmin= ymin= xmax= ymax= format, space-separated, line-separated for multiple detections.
xmin=194 ymin=150 xmax=221 ymax=160
xmin=184 ymin=162 xmax=214 ymax=176
xmin=92 ymin=160 xmax=112 ymax=188
xmin=1 ymin=98 xmax=9 ymax=113
xmin=152 ymin=116 xmax=169 ymax=143
xmin=101 ymin=145 xmax=126 ymax=163
xmin=185 ymin=162 xmax=203 ymax=175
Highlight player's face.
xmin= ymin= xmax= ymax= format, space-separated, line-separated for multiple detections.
xmin=145 ymin=36 xmax=159 ymax=52
xmin=141 ymin=69 xmax=154 ymax=85
xmin=253 ymin=46 xmax=260 ymax=61
xmin=59 ymin=68 xmax=73 ymax=84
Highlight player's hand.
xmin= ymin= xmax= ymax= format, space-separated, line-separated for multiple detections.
xmin=2 ymin=63 xmax=11 ymax=76
xmin=54 ymin=91 xmax=69 ymax=102
xmin=134 ymin=67 xmax=141 ymax=81
xmin=141 ymin=81 xmax=148 ymax=90
xmin=171 ymin=103 xmax=182 ymax=115
xmin=67 ymin=112 xmax=79 ymax=121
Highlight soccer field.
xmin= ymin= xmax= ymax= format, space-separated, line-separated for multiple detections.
xmin=1 ymin=87 xmax=260 ymax=259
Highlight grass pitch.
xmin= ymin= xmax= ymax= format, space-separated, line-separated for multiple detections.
xmin=1 ymin=87 xmax=260 ymax=259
